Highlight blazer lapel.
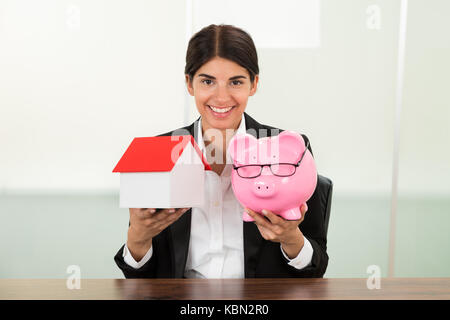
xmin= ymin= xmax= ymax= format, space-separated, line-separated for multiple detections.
xmin=168 ymin=118 xmax=199 ymax=278
xmin=242 ymin=112 xmax=270 ymax=277
xmin=169 ymin=209 xmax=192 ymax=278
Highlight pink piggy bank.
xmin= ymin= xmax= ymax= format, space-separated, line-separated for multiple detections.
xmin=228 ymin=131 xmax=317 ymax=222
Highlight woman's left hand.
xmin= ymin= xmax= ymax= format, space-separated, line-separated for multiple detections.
xmin=245 ymin=203 xmax=308 ymax=259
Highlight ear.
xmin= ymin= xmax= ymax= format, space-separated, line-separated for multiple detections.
xmin=185 ymin=74 xmax=194 ymax=96
xmin=278 ymin=131 xmax=305 ymax=160
xmin=249 ymin=74 xmax=259 ymax=96
xmin=228 ymin=133 xmax=258 ymax=164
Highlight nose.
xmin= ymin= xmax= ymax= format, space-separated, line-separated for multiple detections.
xmin=252 ymin=180 xmax=277 ymax=198
xmin=214 ymin=83 xmax=231 ymax=102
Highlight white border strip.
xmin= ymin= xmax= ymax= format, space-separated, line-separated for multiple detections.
xmin=184 ymin=0 xmax=193 ymax=126
xmin=389 ymin=0 xmax=408 ymax=278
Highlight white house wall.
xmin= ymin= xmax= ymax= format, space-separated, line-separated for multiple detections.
xmin=169 ymin=142 xmax=206 ymax=207
xmin=170 ymin=163 xmax=205 ymax=208
xmin=119 ymin=172 xmax=171 ymax=208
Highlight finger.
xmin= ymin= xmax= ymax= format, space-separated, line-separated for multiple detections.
xmin=169 ymin=207 xmax=190 ymax=216
xmin=159 ymin=212 xmax=183 ymax=228
xmin=298 ymin=203 xmax=308 ymax=223
xmin=160 ymin=208 xmax=176 ymax=214
xmin=245 ymin=208 xmax=274 ymax=231
xmin=300 ymin=203 xmax=308 ymax=215
xmin=131 ymin=208 xmax=156 ymax=219
xmin=257 ymin=224 xmax=278 ymax=242
xmin=262 ymin=209 xmax=286 ymax=227
xmin=154 ymin=208 xmax=189 ymax=229
xmin=171 ymin=207 xmax=190 ymax=221
xmin=153 ymin=217 xmax=173 ymax=231
xmin=152 ymin=207 xmax=187 ymax=223
xmin=150 ymin=211 xmax=171 ymax=223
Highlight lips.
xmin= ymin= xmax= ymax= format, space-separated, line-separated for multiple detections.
xmin=206 ymin=105 xmax=236 ymax=118
xmin=207 ymin=105 xmax=235 ymax=113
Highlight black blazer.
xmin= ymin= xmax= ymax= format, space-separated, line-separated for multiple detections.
xmin=114 ymin=112 xmax=330 ymax=278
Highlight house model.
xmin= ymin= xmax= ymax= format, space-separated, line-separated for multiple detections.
xmin=113 ymin=135 xmax=211 ymax=208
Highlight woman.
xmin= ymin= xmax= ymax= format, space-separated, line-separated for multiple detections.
xmin=114 ymin=24 xmax=328 ymax=278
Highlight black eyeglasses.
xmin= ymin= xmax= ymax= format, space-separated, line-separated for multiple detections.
xmin=232 ymin=140 xmax=310 ymax=178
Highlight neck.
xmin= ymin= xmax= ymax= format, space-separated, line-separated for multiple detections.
xmin=202 ymin=119 xmax=241 ymax=145
xmin=201 ymin=120 xmax=241 ymax=163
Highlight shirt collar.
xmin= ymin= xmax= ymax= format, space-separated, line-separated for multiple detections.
xmin=197 ymin=113 xmax=246 ymax=157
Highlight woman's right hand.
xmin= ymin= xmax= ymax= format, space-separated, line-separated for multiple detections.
xmin=127 ymin=207 xmax=189 ymax=261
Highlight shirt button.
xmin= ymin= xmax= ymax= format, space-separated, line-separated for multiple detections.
xmin=213 ymin=201 xmax=220 ymax=207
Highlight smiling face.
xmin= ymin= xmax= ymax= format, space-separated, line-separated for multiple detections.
xmin=185 ymin=56 xmax=259 ymax=132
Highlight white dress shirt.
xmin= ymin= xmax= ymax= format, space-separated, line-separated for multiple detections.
xmin=123 ymin=114 xmax=314 ymax=277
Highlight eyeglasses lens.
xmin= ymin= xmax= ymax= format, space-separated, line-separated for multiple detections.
xmin=271 ymin=164 xmax=296 ymax=176
xmin=237 ymin=166 xmax=261 ymax=178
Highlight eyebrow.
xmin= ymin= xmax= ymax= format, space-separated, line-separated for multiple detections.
xmin=197 ymin=73 xmax=247 ymax=80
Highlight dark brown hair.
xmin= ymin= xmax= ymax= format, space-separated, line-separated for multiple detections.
xmin=185 ymin=24 xmax=259 ymax=84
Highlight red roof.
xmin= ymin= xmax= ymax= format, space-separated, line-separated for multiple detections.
xmin=113 ymin=135 xmax=211 ymax=173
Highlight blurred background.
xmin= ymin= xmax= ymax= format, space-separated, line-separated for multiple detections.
xmin=0 ymin=0 xmax=449 ymax=279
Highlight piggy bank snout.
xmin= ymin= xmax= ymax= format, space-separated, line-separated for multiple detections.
xmin=252 ymin=181 xmax=277 ymax=198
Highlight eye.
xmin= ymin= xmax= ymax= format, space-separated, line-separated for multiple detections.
xmin=231 ymin=80 xmax=243 ymax=86
xmin=201 ymin=79 xmax=213 ymax=85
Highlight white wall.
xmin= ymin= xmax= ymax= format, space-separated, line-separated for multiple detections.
xmin=1 ymin=0 xmax=449 ymax=197
xmin=0 ymin=0 xmax=187 ymax=192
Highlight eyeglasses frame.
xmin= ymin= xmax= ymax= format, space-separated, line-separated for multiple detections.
xmin=232 ymin=140 xmax=310 ymax=179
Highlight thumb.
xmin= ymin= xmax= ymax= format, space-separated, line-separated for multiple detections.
xmin=300 ymin=203 xmax=308 ymax=214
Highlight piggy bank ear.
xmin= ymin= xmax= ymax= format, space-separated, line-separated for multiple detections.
xmin=278 ymin=131 xmax=305 ymax=161
xmin=228 ymin=133 xmax=258 ymax=164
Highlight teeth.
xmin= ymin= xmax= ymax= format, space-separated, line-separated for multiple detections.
xmin=209 ymin=105 xmax=234 ymax=113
